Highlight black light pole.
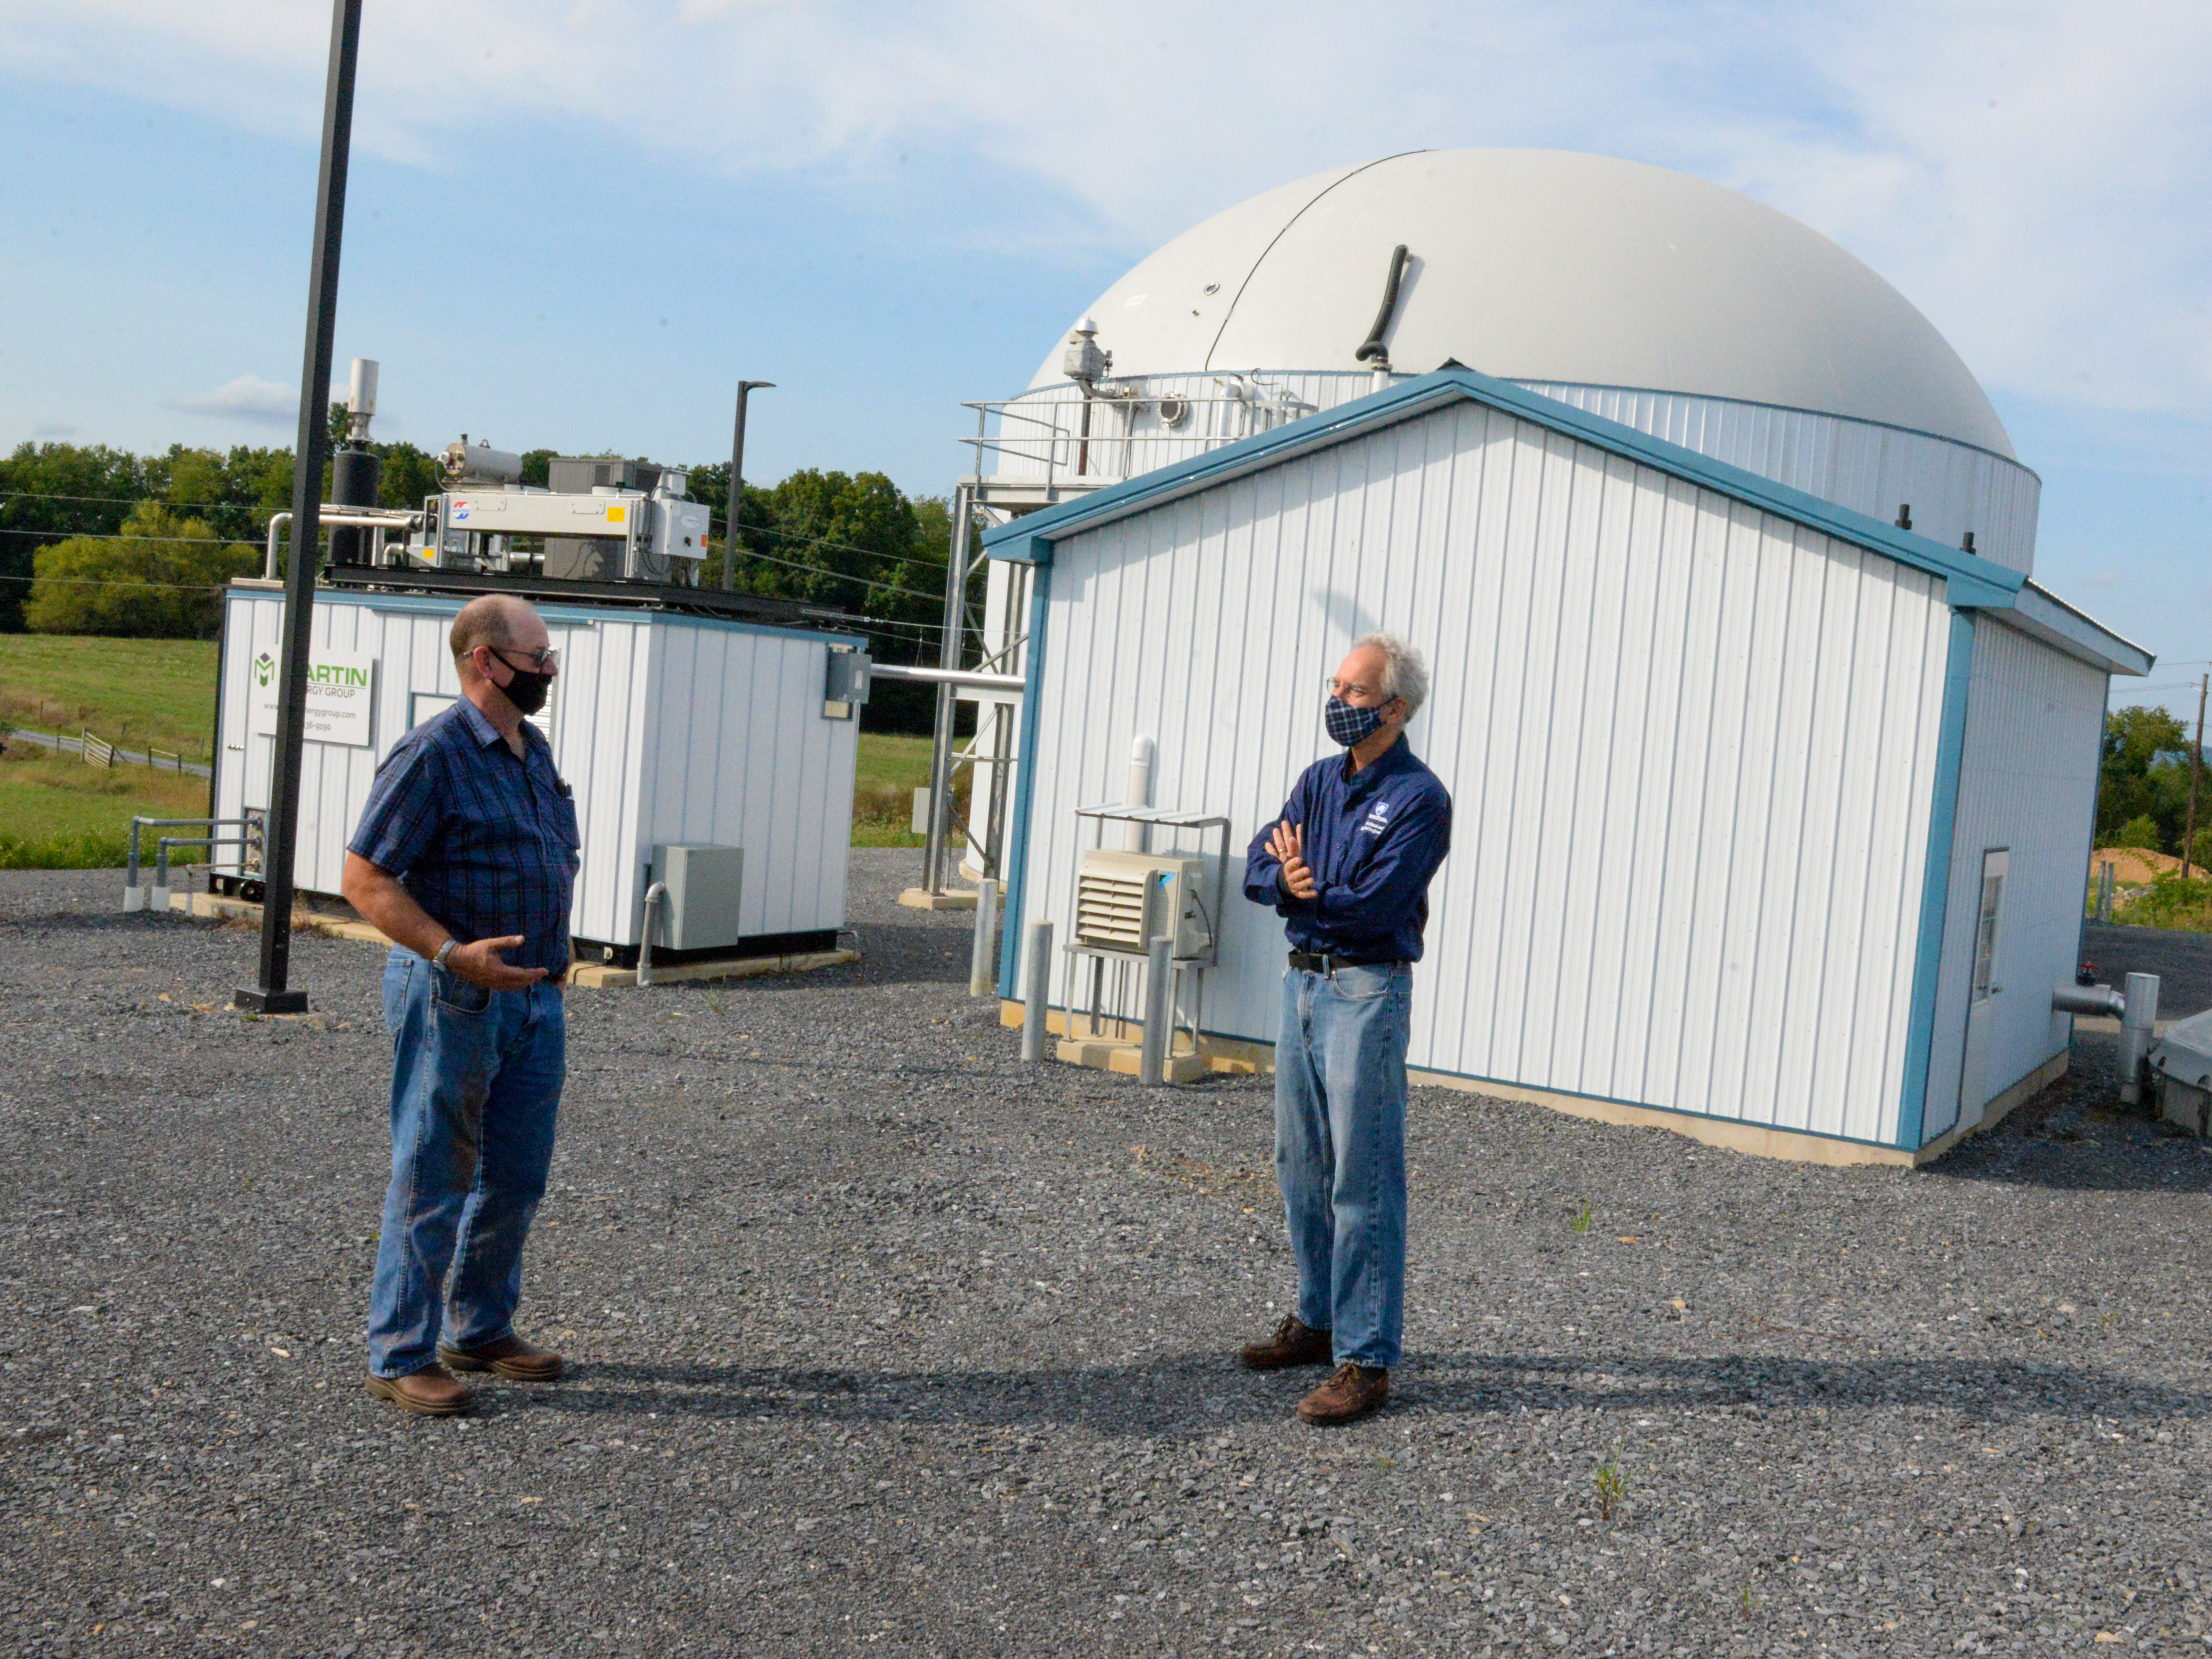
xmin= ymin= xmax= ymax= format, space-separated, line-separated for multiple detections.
xmin=722 ymin=380 xmax=774 ymax=591
xmin=236 ymin=0 xmax=364 ymax=1015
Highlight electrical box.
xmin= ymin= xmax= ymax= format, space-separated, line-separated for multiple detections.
xmin=649 ymin=844 xmax=745 ymax=952
xmin=1074 ymin=849 xmax=1209 ymax=959
xmin=823 ymin=646 xmax=871 ymax=718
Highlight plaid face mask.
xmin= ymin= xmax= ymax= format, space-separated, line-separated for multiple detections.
xmin=1324 ymin=694 xmax=1387 ymax=747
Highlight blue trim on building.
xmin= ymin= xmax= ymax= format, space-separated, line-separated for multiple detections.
xmin=980 ymin=366 xmax=2026 ymax=611
xmin=995 ymin=567 xmax=1054 ymax=999
xmin=1895 ymin=610 xmax=1979 ymax=1149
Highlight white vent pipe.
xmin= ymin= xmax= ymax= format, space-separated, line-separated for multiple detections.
xmin=1124 ymin=734 xmax=1155 ymax=852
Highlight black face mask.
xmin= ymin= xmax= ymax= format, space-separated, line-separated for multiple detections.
xmin=491 ymin=651 xmax=553 ymax=716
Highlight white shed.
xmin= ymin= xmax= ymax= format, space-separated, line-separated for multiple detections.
xmin=986 ymin=368 xmax=2148 ymax=1163
xmin=210 ymin=580 xmax=864 ymax=963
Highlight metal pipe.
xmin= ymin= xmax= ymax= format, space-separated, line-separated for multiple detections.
xmin=127 ymin=815 xmax=248 ymax=911
xmin=1021 ymin=919 xmax=1054 ymax=1062
xmin=867 ymin=664 xmax=1026 ymax=693
xmin=2053 ymin=984 xmax=2125 ymax=1019
xmin=2119 ymin=972 xmax=2161 ymax=1104
xmin=1140 ymin=934 xmax=1173 ymax=1087
xmin=638 ymin=882 xmax=669 ymax=987
xmin=968 ymin=878 xmax=1000 ymax=997
xmin=724 ymin=380 xmax=775 ymax=592
xmin=922 ymin=484 xmax=969 ymax=894
xmin=1355 ymin=244 xmax=1411 ymax=365
xmin=1124 ymin=734 xmax=1155 ymax=852
xmin=262 ymin=508 xmax=416 ymax=580
xmin=153 ymin=836 xmax=250 ymax=912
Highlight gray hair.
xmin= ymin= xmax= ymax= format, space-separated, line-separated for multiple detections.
xmin=1354 ymin=632 xmax=1429 ymax=717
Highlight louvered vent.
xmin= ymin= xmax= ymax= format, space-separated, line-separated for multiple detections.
xmin=1076 ymin=866 xmax=1150 ymax=951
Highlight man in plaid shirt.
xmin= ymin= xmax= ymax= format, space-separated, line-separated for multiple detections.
xmin=342 ymin=594 xmax=581 ymax=1416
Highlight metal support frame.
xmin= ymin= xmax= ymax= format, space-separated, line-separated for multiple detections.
xmin=1052 ymin=803 xmax=1231 ymax=1076
xmin=237 ymin=0 xmax=363 ymax=1016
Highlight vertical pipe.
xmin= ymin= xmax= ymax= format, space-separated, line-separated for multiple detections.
xmin=1139 ymin=934 xmax=1173 ymax=1086
xmin=238 ymin=0 xmax=363 ymax=1016
xmin=124 ymin=817 xmax=147 ymax=912
xmin=923 ymin=484 xmax=968 ymax=893
xmin=2187 ymin=672 xmax=2207 ymax=878
xmin=1021 ymin=919 xmax=1054 ymax=1061
xmin=1123 ymin=734 xmax=1155 ymax=852
xmin=968 ymin=878 xmax=999 ymax=997
xmin=2118 ymin=971 xmax=2160 ymax=1105
xmin=638 ymin=882 xmax=668 ymax=988
xmin=724 ymin=381 xmax=774 ymax=592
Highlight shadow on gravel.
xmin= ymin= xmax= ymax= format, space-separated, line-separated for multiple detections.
xmin=481 ymin=1350 xmax=2210 ymax=1433
xmin=1926 ymin=1136 xmax=2212 ymax=1194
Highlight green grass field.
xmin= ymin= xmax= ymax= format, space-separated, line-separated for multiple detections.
xmin=0 ymin=747 xmax=213 ymax=868
xmin=0 ymin=635 xmax=220 ymax=761
xmin=0 ymin=633 xmax=950 ymax=860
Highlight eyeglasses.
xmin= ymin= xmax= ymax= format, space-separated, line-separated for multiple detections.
xmin=1324 ymin=675 xmax=1391 ymax=704
xmin=491 ymin=645 xmax=560 ymax=673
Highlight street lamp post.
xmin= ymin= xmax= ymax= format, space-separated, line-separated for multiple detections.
xmin=235 ymin=0 xmax=364 ymax=1015
xmin=723 ymin=380 xmax=774 ymax=591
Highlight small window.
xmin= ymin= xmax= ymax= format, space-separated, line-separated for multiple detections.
xmin=1971 ymin=853 xmax=2006 ymax=1002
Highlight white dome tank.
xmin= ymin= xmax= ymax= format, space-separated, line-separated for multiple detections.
xmin=983 ymin=149 xmax=2038 ymax=572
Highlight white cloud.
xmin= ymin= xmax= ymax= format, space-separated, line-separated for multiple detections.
xmin=168 ymin=374 xmax=298 ymax=423
xmin=30 ymin=422 xmax=81 ymax=438
xmin=7 ymin=0 xmax=2209 ymax=416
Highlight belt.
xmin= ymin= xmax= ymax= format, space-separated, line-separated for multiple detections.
xmin=1288 ymin=950 xmax=1398 ymax=976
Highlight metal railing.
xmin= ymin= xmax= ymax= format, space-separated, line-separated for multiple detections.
xmin=124 ymin=814 xmax=256 ymax=913
xmin=962 ymin=386 xmax=1322 ymax=494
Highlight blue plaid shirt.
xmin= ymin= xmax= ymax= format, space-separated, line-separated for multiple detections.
xmin=348 ymin=697 xmax=580 ymax=979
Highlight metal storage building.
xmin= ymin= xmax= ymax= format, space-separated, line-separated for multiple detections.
xmin=211 ymin=581 xmax=864 ymax=961
xmin=976 ymin=151 xmax=2149 ymax=1163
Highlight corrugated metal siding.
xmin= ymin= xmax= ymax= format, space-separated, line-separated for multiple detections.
xmin=638 ymin=622 xmax=857 ymax=939
xmin=210 ymin=595 xmax=854 ymax=948
xmin=1012 ymin=399 xmax=1957 ymax=1142
xmin=986 ymin=377 xmax=2040 ymax=577
xmin=1919 ymin=619 xmax=2108 ymax=1141
xmin=1516 ymin=384 xmax=2040 ymax=575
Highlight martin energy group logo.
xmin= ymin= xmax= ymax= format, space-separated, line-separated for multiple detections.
xmin=253 ymin=650 xmax=276 ymax=689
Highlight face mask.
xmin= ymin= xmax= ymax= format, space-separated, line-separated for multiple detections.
xmin=491 ymin=651 xmax=553 ymax=716
xmin=1325 ymin=694 xmax=1390 ymax=747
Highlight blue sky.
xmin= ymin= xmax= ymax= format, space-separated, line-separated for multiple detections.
xmin=2 ymin=1 xmax=2207 ymax=715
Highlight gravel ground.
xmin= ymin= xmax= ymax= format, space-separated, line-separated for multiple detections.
xmin=4 ymin=857 xmax=2211 ymax=1658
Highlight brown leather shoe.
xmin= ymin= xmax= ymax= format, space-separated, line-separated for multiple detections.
xmin=365 ymin=1364 xmax=474 ymax=1416
xmin=1296 ymin=1362 xmax=1390 ymax=1424
xmin=437 ymin=1331 xmax=566 ymax=1382
xmin=1239 ymin=1315 xmax=1333 ymax=1370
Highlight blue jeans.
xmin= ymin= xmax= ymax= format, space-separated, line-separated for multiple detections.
xmin=368 ymin=947 xmax=566 ymax=1379
xmin=1275 ymin=962 xmax=1411 ymax=1369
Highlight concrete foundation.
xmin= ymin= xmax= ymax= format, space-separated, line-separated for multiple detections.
xmin=999 ymin=1000 xmax=2072 ymax=1168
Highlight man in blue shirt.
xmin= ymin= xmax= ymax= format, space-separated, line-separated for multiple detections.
xmin=1239 ymin=633 xmax=1452 ymax=1424
xmin=342 ymin=595 xmax=581 ymax=1415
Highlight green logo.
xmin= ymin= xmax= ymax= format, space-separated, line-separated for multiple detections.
xmin=253 ymin=651 xmax=275 ymax=688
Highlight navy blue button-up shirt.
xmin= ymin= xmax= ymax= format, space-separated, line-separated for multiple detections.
xmin=348 ymin=697 xmax=581 ymax=979
xmin=1243 ymin=737 xmax=1452 ymax=964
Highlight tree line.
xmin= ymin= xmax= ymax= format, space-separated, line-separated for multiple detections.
xmin=0 ymin=415 xmax=969 ymax=732
xmin=2097 ymin=705 xmax=2212 ymax=865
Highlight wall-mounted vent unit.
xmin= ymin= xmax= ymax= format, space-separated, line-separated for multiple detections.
xmin=1074 ymin=849 xmax=1209 ymax=958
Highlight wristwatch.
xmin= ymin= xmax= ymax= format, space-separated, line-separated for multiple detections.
xmin=432 ymin=938 xmax=458 ymax=970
